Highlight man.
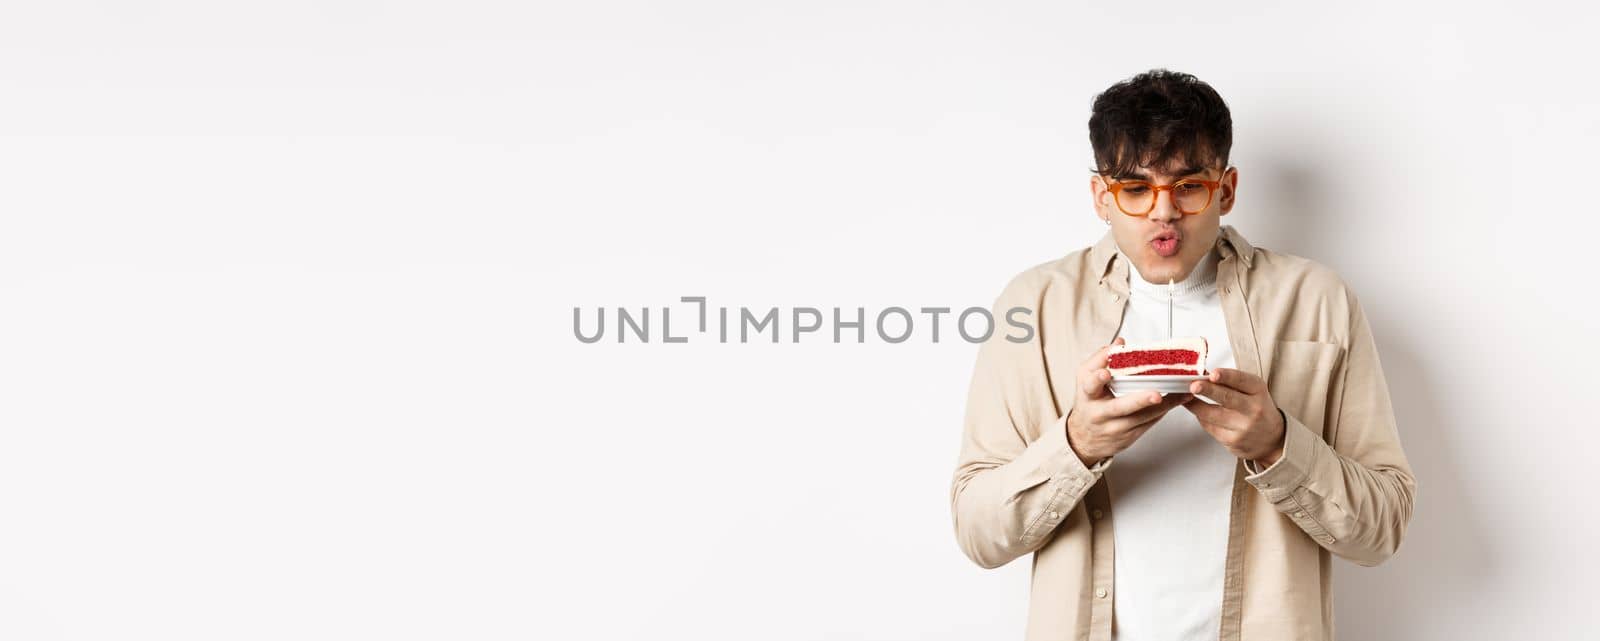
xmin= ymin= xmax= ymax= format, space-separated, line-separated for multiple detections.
xmin=949 ymin=69 xmax=1416 ymax=641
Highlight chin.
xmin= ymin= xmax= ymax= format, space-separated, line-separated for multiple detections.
xmin=1135 ymin=261 xmax=1170 ymax=280
xmin=1144 ymin=253 xmax=1180 ymax=267
xmin=1141 ymin=256 xmax=1186 ymax=279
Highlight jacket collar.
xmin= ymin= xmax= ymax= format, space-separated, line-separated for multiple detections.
xmin=1091 ymin=224 xmax=1255 ymax=283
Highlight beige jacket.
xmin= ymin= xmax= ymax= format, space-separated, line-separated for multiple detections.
xmin=950 ymin=225 xmax=1416 ymax=641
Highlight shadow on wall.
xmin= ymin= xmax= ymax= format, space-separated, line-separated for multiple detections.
xmin=1331 ymin=338 xmax=1493 ymax=639
xmin=1245 ymin=155 xmax=1495 ymax=638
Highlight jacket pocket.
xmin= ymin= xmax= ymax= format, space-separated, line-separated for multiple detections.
xmin=1267 ymin=340 xmax=1344 ymax=435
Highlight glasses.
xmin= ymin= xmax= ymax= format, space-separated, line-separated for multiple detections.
xmin=1100 ymin=174 xmax=1224 ymax=217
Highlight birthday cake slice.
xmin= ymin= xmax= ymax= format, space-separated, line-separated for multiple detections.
xmin=1107 ymin=337 xmax=1208 ymax=377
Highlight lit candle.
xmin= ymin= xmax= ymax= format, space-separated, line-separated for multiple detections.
xmin=1168 ymin=278 xmax=1174 ymax=339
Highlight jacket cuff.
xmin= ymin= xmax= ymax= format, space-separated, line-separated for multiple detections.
xmin=1034 ymin=414 xmax=1111 ymax=487
xmin=1008 ymin=414 xmax=1110 ymax=540
xmin=1243 ymin=407 xmax=1318 ymax=503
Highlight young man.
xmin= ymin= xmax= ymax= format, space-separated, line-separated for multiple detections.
xmin=949 ymin=70 xmax=1416 ymax=641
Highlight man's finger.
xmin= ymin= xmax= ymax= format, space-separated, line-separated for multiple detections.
xmin=1106 ymin=393 xmax=1191 ymax=431
xmin=1082 ymin=368 xmax=1113 ymax=399
xmin=1103 ymin=389 xmax=1171 ymax=418
xmin=1184 ymin=395 xmax=1244 ymax=431
xmin=1183 ymin=395 xmax=1227 ymax=422
xmin=1190 ymin=380 xmax=1244 ymax=410
xmin=1184 ymin=402 xmax=1232 ymax=441
xmin=1082 ymin=337 xmax=1125 ymax=373
xmin=1123 ymin=416 xmax=1162 ymax=440
xmin=1079 ymin=338 xmax=1126 ymax=398
xmin=1208 ymin=367 xmax=1266 ymax=395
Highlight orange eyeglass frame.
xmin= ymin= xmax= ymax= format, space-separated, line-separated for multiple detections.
xmin=1101 ymin=177 xmax=1224 ymax=216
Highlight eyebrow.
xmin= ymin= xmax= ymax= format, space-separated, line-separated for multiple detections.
xmin=1113 ymin=165 xmax=1206 ymax=181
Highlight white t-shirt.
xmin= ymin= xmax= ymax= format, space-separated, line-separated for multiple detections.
xmin=1107 ymin=246 xmax=1238 ymax=641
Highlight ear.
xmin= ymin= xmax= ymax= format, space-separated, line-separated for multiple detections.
xmin=1089 ymin=174 xmax=1111 ymax=220
xmin=1218 ymin=167 xmax=1238 ymax=215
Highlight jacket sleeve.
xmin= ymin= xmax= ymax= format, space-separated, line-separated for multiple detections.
xmin=949 ymin=275 xmax=1107 ymax=569
xmin=1243 ymin=286 xmax=1418 ymax=566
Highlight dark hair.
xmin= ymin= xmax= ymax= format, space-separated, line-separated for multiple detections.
xmin=1088 ymin=69 xmax=1232 ymax=178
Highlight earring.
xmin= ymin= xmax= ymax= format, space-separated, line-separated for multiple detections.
xmin=1103 ymin=217 xmax=1111 ymax=225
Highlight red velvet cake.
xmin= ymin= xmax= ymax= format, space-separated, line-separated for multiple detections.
xmin=1106 ymin=337 xmax=1208 ymax=377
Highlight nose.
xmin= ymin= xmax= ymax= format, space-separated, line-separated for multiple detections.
xmin=1148 ymin=189 xmax=1182 ymax=224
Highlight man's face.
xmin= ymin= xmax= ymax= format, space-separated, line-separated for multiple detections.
xmin=1089 ymin=159 xmax=1237 ymax=284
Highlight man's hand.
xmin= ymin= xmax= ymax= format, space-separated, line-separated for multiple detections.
xmin=1183 ymin=368 xmax=1287 ymax=466
xmin=1066 ymin=337 xmax=1192 ymax=467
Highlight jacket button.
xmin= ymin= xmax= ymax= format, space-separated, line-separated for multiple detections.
xmin=1095 ymin=588 xmax=1109 ymax=599
xmin=1049 ymin=511 xmax=1061 ymax=519
xmin=1092 ymin=509 xmax=1104 ymax=519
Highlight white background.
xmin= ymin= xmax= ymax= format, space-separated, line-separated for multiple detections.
xmin=2 ymin=1 xmax=1596 ymax=639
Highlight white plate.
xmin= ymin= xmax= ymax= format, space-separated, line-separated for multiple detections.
xmin=1109 ymin=374 xmax=1218 ymax=404
xmin=1109 ymin=374 xmax=1202 ymax=394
